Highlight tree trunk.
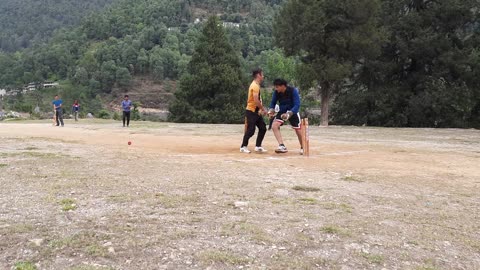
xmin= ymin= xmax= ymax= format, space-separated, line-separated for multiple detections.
xmin=320 ymin=82 xmax=330 ymax=126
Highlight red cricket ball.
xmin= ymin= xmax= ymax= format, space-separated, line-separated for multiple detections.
xmin=128 ymin=141 xmax=132 ymax=145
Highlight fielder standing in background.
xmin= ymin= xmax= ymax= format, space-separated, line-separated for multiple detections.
xmin=121 ymin=95 xmax=132 ymax=127
xmin=268 ymin=79 xmax=303 ymax=154
xmin=240 ymin=68 xmax=268 ymax=153
xmin=52 ymin=95 xmax=64 ymax=127
xmin=72 ymin=100 xmax=80 ymax=121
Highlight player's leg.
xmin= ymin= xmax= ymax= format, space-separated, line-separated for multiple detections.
xmin=58 ymin=110 xmax=64 ymax=126
xmin=240 ymin=111 xmax=257 ymax=152
xmin=55 ymin=110 xmax=60 ymax=126
xmin=254 ymin=114 xmax=267 ymax=152
xmin=272 ymin=114 xmax=287 ymax=153
xmin=289 ymin=113 xmax=302 ymax=151
xmin=122 ymin=111 xmax=126 ymax=127
xmin=126 ymin=111 xmax=131 ymax=127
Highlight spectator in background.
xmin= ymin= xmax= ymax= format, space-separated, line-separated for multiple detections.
xmin=72 ymin=100 xmax=80 ymax=121
xmin=121 ymin=95 xmax=132 ymax=127
xmin=52 ymin=95 xmax=64 ymax=127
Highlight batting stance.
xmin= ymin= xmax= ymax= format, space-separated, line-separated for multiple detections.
xmin=240 ymin=68 xmax=268 ymax=153
xmin=268 ymin=79 xmax=303 ymax=154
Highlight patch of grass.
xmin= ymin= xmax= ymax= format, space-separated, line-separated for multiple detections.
xmin=221 ymin=221 xmax=273 ymax=243
xmin=107 ymin=194 xmax=132 ymax=203
xmin=14 ymin=261 xmax=37 ymax=270
xmin=24 ymin=146 xmax=39 ymax=151
xmin=320 ymin=202 xmax=353 ymax=213
xmin=407 ymin=240 xmax=419 ymax=246
xmin=342 ymin=175 xmax=364 ymax=182
xmin=0 ymin=163 xmax=7 ymax=168
xmin=416 ymin=267 xmax=438 ymax=270
xmin=59 ymin=198 xmax=77 ymax=211
xmin=49 ymin=231 xmax=111 ymax=253
xmin=361 ymin=252 xmax=384 ymax=264
xmin=197 ymin=250 xmax=250 ymax=266
xmin=292 ymin=185 xmax=321 ymax=192
xmin=269 ymin=255 xmax=327 ymax=269
xmin=1 ymin=223 xmax=34 ymax=234
xmin=69 ymin=266 xmax=115 ymax=270
xmin=320 ymin=225 xmax=351 ymax=237
xmin=298 ymin=198 xmax=317 ymax=205
xmin=153 ymin=193 xmax=200 ymax=208
xmin=85 ymin=244 xmax=108 ymax=257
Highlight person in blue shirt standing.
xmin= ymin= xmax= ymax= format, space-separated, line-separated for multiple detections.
xmin=267 ymin=79 xmax=303 ymax=154
xmin=52 ymin=95 xmax=64 ymax=127
xmin=121 ymin=95 xmax=132 ymax=127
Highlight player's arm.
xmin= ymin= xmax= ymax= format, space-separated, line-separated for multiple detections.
xmin=268 ymin=90 xmax=278 ymax=117
xmin=253 ymin=92 xmax=265 ymax=115
xmin=291 ymin=88 xmax=301 ymax=114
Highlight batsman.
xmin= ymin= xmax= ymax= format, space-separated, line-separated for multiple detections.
xmin=268 ymin=79 xmax=304 ymax=154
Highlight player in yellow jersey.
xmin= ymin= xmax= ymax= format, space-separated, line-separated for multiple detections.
xmin=240 ymin=68 xmax=268 ymax=153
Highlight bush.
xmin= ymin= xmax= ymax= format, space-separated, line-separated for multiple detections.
xmin=112 ymin=111 xmax=121 ymax=120
xmin=97 ymin=109 xmax=111 ymax=119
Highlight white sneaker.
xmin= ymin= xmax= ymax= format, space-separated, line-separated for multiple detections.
xmin=255 ymin=146 xmax=267 ymax=153
xmin=300 ymin=148 xmax=304 ymax=155
xmin=275 ymin=145 xmax=288 ymax=153
xmin=240 ymin=146 xmax=251 ymax=153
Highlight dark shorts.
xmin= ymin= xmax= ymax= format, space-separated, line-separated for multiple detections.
xmin=275 ymin=112 xmax=301 ymax=129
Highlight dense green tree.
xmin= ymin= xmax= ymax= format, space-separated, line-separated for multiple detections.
xmin=274 ymin=0 xmax=385 ymax=126
xmin=169 ymin=16 xmax=244 ymax=123
xmin=0 ymin=0 xmax=118 ymax=52
xmin=333 ymin=0 xmax=480 ymax=128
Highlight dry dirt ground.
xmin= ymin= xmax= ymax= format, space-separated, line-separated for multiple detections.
xmin=0 ymin=120 xmax=479 ymax=270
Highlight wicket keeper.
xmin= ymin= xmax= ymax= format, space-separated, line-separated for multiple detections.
xmin=268 ymin=79 xmax=303 ymax=154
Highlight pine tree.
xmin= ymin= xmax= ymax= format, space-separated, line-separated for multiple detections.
xmin=169 ymin=16 xmax=245 ymax=123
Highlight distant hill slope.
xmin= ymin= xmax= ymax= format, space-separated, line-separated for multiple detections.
xmin=0 ymin=0 xmax=119 ymax=52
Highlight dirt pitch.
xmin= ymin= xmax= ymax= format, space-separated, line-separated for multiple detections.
xmin=0 ymin=120 xmax=479 ymax=270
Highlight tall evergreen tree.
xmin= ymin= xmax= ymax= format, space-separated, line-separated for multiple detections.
xmin=169 ymin=16 xmax=245 ymax=123
xmin=274 ymin=0 xmax=385 ymax=126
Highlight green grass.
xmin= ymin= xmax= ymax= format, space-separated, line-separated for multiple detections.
xmin=361 ymin=252 xmax=384 ymax=264
xmin=85 ymin=244 xmax=108 ymax=257
xmin=342 ymin=175 xmax=364 ymax=182
xmin=59 ymin=198 xmax=77 ymax=211
xmin=221 ymin=221 xmax=273 ymax=243
xmin=0 ymin=163 xmax=7 ymax=168
xmin=292 ymin=185 xmax=321 ymax=192
xmin=197 ymin=250 xmax=250 ymax=266
xmin=320 ymin=225 xmax=351 ymax=237
xmin=14 ymin=261 xmax=37 ymax=270
xmin=320 ymin=202 xmax=354 ymax=213
xmin=298 ymin=198 xmax=317 ymax=205
xmin=69 ymin=266 xmax=115 ymax=270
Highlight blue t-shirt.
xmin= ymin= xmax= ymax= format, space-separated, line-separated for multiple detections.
xmin=52 ymin=99 xmax=63 ymax=111
xmin=269 ymin=86 xmax=301 ymax=114
xmin=122 ymin=100 xmax=132 ymax=112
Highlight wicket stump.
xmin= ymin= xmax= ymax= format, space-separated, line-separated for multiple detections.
xmin=301 ymin=118 xmax=310 ymax=156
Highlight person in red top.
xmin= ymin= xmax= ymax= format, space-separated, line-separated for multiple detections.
xmin=72 ymin=100 xmax=80 ymax=121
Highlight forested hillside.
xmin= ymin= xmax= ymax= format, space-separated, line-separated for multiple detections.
xmin=0 ymin=0 xmax=119 ymax=52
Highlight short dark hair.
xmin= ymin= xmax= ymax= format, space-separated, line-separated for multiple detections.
xmin=252 ymin=68 xmax=263 ymax=78
xmin=124 ymin=95 xmax=129 ymax=98
xmin=273 ymin=78 xmax=288 ymax=86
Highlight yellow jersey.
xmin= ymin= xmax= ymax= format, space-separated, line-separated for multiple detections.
xmin=246 ymin=80 xmax=262 ymax=112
